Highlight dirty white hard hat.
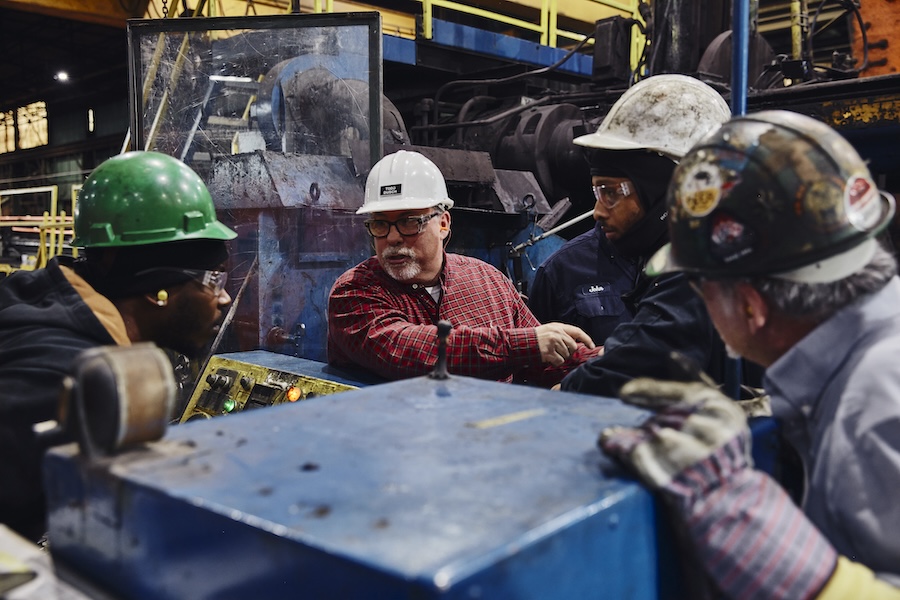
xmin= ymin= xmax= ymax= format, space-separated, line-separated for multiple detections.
xmin=573 ymin=74 xmax=731 ymax=160
xmin=358 ymin=150 xmax=455 ymax=214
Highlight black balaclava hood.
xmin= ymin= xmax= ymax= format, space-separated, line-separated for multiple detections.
xmin=590 ymin=149 xmax=676 ymax=259
xmin=78 ymin=239 xmax=230 ymax=299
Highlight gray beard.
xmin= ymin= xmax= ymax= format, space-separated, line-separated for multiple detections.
xmin=381 ymin=247 xmax=421 ymax=282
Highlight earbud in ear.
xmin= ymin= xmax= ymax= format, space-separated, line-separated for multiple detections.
xmin=440 ymin=226 xmax=449 ymax=232
xmin=156 ymin=290 xmax=169 ymax=307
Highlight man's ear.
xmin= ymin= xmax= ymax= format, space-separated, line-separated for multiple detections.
xmin=735 ymin=281 xmax=769 ymax=334
xmin=439 ymin=212 xmax=451 ymax=242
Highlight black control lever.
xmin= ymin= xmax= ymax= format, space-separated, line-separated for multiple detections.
xmin=429 ymin=320 xmax=452 ymax=380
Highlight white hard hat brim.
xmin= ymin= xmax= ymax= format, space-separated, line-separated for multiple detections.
xmin=356 ymin=198 xmax=454 ymax=214
xmin=573 ymin=130 xmax=646 ymax=151
xmin=573 ymin=131 xmax=683 ymax=161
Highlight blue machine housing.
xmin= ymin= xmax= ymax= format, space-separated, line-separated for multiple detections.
xmin=45 ymin=374 xmax=684 ymax=599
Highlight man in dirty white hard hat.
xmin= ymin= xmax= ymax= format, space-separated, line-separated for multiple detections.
xmin=531 ymin=74 xmax=739 ymax=397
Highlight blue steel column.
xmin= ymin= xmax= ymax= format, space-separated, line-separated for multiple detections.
xmin=726 ymin=0 xmax=753 ymax=397
xmin=731 ymin=0 xmax=750 ymax=116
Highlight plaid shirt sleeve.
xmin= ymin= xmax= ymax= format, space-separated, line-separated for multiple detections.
xmin=668 ymin=437 xmax=838 ymax=600
xmin=328 ymin=255 xmax=546 ymax=381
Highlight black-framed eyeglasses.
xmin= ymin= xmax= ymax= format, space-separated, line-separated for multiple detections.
xmin=592 ymin=181 xmax=634 ymax=209
xmin=364 ymin=212 xmax=441 ymax=238
xmin=136 ymin=267 xmax=228 ymax=295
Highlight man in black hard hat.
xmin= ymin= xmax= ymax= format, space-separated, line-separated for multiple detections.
xmin=0 ymin=151 xmax=236 ymax=540
xmin=600 ymin=111 xmax=900 ymax=597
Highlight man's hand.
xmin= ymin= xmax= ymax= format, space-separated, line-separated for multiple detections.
xmin=535 ymin=323 xmax=595 ymax=366
xmin=599 ymin=378 xmax=747 ymax=489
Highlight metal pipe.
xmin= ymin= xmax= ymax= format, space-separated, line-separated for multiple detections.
xmin=790 ymin=0 xmax=802 ymax=60
xmin=510 ymin=209 xmax=594 ymax=253
xmin=731 ymin=0 xmax=751 ymax=115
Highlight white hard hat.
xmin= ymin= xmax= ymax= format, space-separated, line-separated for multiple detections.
xmin=573 ymin=74 xmax=731 ymax=160
xmin=358 ymin=150 xmax=455 ymax=214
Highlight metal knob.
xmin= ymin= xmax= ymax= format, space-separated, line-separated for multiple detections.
xmin=429 ymin=320 xmax=452 ymax=380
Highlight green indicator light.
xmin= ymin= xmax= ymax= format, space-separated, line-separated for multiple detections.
xmin=223 ymin=398 xmax=236 ymax=413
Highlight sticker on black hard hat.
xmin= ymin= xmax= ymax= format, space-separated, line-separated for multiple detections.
xmin=380 ymin=184 xmax=402 ymax=196
xmin=709 ymin=211 xmax=757 ymax=264
xmin=845 ymin=175 xmax=881 ymax=232
xmin=678 ymin=162 xmax=723 ymax=217
xmin=803 ymin=179 xmax=845 ymax=232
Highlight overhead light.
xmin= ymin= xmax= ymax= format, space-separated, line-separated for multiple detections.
xmin=54 ymin=71 xmax=69 ymax=82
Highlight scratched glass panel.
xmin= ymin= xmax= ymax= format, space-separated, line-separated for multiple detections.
xmin=130 ymin=16 xmax=381 ymax=365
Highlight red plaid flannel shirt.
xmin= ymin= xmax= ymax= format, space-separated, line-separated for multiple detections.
xmin=327 ymin=253 xmax=599 ymax=384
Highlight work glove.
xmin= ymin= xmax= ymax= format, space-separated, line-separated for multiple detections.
xmin=736 ymin=385 xmax=772 ymax=418
xmin=600 ymin=378 xmax=837 ymax=600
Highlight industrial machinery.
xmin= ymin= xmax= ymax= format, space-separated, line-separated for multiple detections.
xmin=179 ymin=350 xmax=382 ymax=422
xmin=3 ymin=5 xmax=863 ymax=597
xmin=3 ymin=341 xmax=777 ymax=599
xmin=125 ymin=3 xmax=900 ymax=368
xmin=128 ymin=14 xmax=572 ymax=363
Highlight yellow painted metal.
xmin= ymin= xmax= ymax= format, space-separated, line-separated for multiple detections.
xmin=586 ymin=0 xmax=633 ymax=13
xmin=139 ymin=0 xmax=634 ymax=51
xmin=541 ymin=0 xmax=550 ymax=46
xmin=70 ymin=184 xmax=80 ymax=259
xmin=180 ymin=354 xmax=357 ymax=422
xmin=0 ymin=185 xmax=59 ymax=218
xmin=426 ymin=0 xmax=545 ymax=35
xmin=790 ymin=0 xmax=801 ymax=60
xmin=0 ymin=185 xmax=76 ymax=272
xmin=823 ymin=99 xmax=900 ymax=128
xmin=423 ymin=0 xmax=433 ymax=38
xmin=465 ymin=408 xmax=547 ymax=429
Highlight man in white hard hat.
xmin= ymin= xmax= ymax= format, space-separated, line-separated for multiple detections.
xmin=529 ymin=75 xmax=740 ymax=397
xmin=327 ymin=150 xmax=600 ymax=383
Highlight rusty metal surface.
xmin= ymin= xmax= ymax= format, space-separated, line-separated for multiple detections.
xmin=493 ymin=169 xmax=553 ymax=215
xmin=210 ymin=151 xmax=364 ymax=211
xmin=748 ymin=73 xmax=900 ymax=179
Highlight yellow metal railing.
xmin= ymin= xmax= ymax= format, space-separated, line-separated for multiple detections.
xmin=144 ymin=0 xmax=642 ymax=53
xmin=0 ymin=185 xmax=77 ymax=274
xmin=417 ymin=0 xmax=640 ymax=48
xmin=315 ymin=0 xmax=645 ymax=71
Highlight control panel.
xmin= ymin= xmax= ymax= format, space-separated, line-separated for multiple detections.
xmin=179 ymin=352 xmax=360 ymax=423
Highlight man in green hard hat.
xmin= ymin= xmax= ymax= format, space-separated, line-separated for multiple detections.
xmin=0 ymin=150 xmax=236 ymax=541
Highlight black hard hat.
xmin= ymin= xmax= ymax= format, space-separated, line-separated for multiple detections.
xmin=649 ymin=110 xmax=895 ymax=283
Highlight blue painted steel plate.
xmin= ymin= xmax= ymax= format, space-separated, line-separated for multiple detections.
xmin=46 ymin=376 xmax=669 ymax=599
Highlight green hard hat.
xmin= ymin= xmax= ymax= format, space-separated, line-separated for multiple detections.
xmin=73 ymin=151 xmax=236 ymax=248
xmin=651 ymin=110 xmax=895 ymax=282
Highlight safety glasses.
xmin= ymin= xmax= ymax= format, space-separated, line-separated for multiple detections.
xmin=136 ymin=267 xmax=228 ymax=295
xmin=591 ymin=181 xmax=634 ymax=209
xmin=364 ymin=212 xmax=441 ymax=238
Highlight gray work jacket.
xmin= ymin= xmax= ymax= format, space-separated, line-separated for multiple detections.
xmin=767 ymin=276 xmax=900 ymax=580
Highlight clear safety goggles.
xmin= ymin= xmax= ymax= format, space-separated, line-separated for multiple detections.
xmin=136 ymin=267 xmax=228 ymax=295
xmin=591 ymin=181 xmax=634 ymax=209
